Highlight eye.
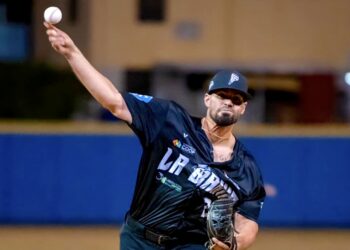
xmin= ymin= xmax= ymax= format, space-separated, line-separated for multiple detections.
xmin=215 ymin=93 xmax=227 ymax=99
xmin=231 ymin=95 xmax=244 ymax=105
xmin=212 ymin=92 xmax=245 ymax=105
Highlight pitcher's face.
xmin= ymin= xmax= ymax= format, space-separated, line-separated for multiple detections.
xmin=204 ymin=90 xmax=247 ymax=127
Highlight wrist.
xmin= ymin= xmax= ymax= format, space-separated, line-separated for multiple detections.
xmin=65 ymin=46 xmax=81 ymax=61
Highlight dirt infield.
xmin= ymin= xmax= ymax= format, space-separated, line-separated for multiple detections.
xmin=0 ymin=226 xmax=349 ymax=250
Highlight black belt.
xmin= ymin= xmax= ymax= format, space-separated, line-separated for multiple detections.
xmin=126 ymin=215 xmax=178 ymax=247
xmin=144 ymin=227 xmax=175 ymax=246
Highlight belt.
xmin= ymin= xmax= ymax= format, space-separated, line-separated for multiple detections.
xmin=126 ymin=215 xmax=178 ymax=247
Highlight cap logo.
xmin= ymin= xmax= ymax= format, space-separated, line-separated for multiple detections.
xmin=209 ymin=80 xmax=214 ymax=90
xmin=228 ymin=73 xmax=239 ymax=85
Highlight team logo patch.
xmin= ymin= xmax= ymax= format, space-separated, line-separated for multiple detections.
xmin=156 ymin=172 xmax=182 ymax=192
xmin=130 ymin=93 xmax=153 ymax=103
xmin=172 ymin=139 xmax=196 ymax=155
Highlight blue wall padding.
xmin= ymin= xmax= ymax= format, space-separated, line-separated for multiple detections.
xmin=0 ymin=134 xmax=349 ymax=227
xmin=0 ymin=134 xmax=140 ymax=224
xmin=243 ymin=137 xmax=350 ymax=227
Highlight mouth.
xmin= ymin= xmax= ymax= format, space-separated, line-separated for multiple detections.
xmin=219 ymin=108 xmax=233 ymax=113
xmin=218 ymin=111 xmax=233 ymax=118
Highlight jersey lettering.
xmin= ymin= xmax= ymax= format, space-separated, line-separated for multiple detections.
xmin=188 ymin=167 xmax=211 ymax=186
xmin=157 ymin=147 xmax=189 ymax=176
xmin=158 ymin=147 xmax=239 ymax=203
xmin=157 ymin=147 xmax=174 ymax=171
xmin=199 ymin=172 xmax=220 ymax=191
xmin=169 ymin=154 xmax=189 ymax=175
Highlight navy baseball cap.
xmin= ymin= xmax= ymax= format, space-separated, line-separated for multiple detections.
xmin=208 ymin=70 xmax=252 ymax=100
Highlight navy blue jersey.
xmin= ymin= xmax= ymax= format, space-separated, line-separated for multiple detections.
xmin=122 ymin=93 xmax=265 ymax=242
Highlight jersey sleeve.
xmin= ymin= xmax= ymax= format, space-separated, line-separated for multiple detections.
xmin=236 ymin=151 xmax=266 ymax=222
xmin=122 ymin=92 xmax=170 ymax=146
xmin=237 ymin=196 xmax=265 ymax=222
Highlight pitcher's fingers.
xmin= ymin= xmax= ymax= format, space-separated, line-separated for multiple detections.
xmin=48 ymin=37 xmax=57 ymax=43
xmin=43 ymin=21 xmax=55 ymax=29
xmin=50 ymin=37 xmax=65 ymax=47
xmin=44 ymin=21 xmax=64 ymax=35
xmin=52 ymin=44 xmax=60 ymax=51
xmin=212 ymin=238 xmax=230 ymax=250
xmin=47 ymin=29 xmax=58 ymax=37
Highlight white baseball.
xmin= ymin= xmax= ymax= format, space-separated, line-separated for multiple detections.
xmin=44 ymin=6 xmax=62 ymax=24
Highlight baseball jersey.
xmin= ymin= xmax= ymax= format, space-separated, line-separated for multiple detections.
xmin=122 ymin=92 xmax=266 ymax=242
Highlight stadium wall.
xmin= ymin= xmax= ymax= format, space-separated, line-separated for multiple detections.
xmin=0 ymin=124 xmax=349 ymax=227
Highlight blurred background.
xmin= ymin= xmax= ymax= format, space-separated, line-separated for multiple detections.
xmin=0 ymin=0 xmax=350 ymax=249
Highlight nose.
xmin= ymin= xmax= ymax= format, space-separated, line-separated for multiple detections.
xmin=222 ymin=98 xmax=233 ymax=107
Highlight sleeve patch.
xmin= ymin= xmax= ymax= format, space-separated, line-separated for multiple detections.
xmin=130 ymin=93 xmax=153 ymax=103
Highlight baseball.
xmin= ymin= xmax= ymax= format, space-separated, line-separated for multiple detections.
xmin=44 ymin=6 xmax=62 ymax=24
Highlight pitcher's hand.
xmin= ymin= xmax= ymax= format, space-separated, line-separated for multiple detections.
xmin=44 ymin=22 xmax=78 ymax=59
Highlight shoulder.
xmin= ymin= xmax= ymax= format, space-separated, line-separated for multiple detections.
xmin=123 ymin=92 xmax=168 ymax=106
xmin=123 ymin=92 xmax=187 ymax=111
xmin=123 ymin=92 xmax=194 ymax=126
xmin=161 ymin=98 xmax=194 ymax=123
xmin=121 ymin=92 xmax=173 ymax=119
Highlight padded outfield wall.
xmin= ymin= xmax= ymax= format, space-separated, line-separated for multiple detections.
xmin=0 ymin=122 xmax=349 ymax=227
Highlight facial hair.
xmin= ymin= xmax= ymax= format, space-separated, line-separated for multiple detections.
xmin=210 ymin=109 xmax=239 ymax=127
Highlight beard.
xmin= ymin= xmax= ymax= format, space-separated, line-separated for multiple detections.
xmin=210 ymin=109 xmax=239 ymax=127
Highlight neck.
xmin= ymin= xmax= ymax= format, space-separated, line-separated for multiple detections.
xmin=201 ymin=117 xmax=234 ymax=144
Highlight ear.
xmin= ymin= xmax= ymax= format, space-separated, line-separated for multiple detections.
xmin=204 ymin=93 xmax=211 ymax=108
xmin=240 ymin=102 xmax=248 ymax=115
